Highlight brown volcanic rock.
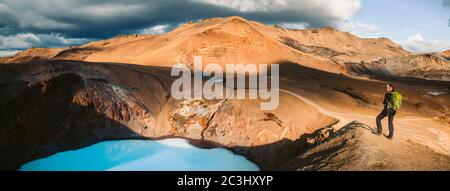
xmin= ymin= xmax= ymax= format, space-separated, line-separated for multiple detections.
xmin=277 ymin=27 xmax=408 ymax=64
xmin=167 ymin=95 xmax=339 ymax=170
xmin=346 ymin=53 xmax=450 ymax=80
xmin=0 ymin=64 xmax=162 ymax=170
xmin=203 ymin=99 xmax=339 ymax=170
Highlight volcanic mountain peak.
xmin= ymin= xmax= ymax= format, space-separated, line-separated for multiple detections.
xmin=0 ymin=47 xmax=67 ymax=63
xmin=1 ymin=16 xmax=448 ymax=80
xmin=218 ymin=16 xmax=252 ymax=24
xmin=443 ymin=50 xmax=450 ymax=57
xmin=305 ymin=26 xmax=345 ymax=34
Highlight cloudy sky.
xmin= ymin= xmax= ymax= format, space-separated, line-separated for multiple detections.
xmin=0 ymin=0 xmax=449 ymax=56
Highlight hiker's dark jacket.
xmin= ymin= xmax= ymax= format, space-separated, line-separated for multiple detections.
xmin=383 ymin=92 xmax=394 ymax=109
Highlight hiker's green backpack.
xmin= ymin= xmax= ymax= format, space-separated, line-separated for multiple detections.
xmin=390 ymin=91 xmax=402 ymax=111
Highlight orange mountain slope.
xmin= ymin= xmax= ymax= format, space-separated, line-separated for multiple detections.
xmin=2 ymin=16 xmax=449 ymax=80
xmin=0 ymin=17 xmax=408 ymax=73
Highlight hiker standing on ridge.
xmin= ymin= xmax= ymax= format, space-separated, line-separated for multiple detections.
xmin=376 ymin=83 xmax=402 ymax=140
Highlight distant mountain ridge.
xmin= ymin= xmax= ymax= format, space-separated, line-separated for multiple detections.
xmin=1 ymin=16 xmax=449 ymax=80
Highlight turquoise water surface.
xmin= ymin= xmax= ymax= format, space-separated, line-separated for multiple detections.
xmin=19 ymin=139 xmax=259 ymax=171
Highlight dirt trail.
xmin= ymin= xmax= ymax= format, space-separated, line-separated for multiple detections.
xmin=278 ymin=89 xmax=450 ymax=170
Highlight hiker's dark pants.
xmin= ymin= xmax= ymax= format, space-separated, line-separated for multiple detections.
xmin=376 ymin=108 xmax=396 ymax=138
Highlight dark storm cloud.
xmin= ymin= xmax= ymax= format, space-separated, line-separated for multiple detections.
xmin=444 ymin=0 xmax=450 ymax=7
xmin=0 ymin=0 xmax=362 ymax=52
xmin=444 ymin=0 xmax=450 ymax=26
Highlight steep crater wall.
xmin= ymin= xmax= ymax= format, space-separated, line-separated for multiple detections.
xmin=0 ymin=62 xmax=340 ymax=171
xmin=0 ymin=72 xmax=156 ymax=170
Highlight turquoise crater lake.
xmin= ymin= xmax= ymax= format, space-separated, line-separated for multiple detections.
xmin=19 ymin=139 xmax=259 ymax=171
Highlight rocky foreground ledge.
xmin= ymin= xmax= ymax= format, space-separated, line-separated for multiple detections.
xmin=1 ymin=61 xmax=449 ymax=171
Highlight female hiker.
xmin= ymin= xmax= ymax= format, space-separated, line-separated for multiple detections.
xmin=376 ymin=83 xmax=402 ymax=140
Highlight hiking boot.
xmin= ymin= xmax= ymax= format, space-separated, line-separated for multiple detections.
xmin=372 ymin=132 xmax=381 ymax=136
xmin=385 ymin=135 xmax=393 ymax=140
